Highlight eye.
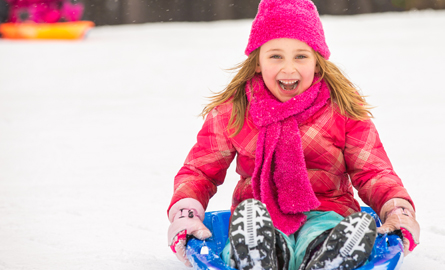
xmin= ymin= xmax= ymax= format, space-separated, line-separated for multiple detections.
xmin=295 ymin=55 xmax=308 ymax=59
xmin=270 ymin=55 xmax=281 ymax=59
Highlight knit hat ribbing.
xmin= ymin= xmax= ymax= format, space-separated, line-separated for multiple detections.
xmin=245 ymin=0 xmax=330 ymax=59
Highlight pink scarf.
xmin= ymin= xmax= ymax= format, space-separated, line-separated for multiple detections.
xmin=246 ymin=74 xmax=330 ymax=235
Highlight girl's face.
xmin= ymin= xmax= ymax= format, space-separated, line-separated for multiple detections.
xmin=256 ymin=38 xmax=319 ymax=102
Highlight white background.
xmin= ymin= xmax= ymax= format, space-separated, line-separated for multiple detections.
xmin=1 ymin=10 xmax=444 ymax=270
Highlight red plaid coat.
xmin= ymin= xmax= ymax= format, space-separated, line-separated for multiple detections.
xmin=168 ymin=100 xmax=413 ymax=218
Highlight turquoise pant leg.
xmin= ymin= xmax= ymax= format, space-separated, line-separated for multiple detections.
xmin=288 ymin=211 xmax=344 ymax=269
xmin=221 ymin=239 xmax=231 ymax=265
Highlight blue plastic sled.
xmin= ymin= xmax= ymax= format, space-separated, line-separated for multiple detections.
xmin=186 ymin=207 xmax=404 ymax=270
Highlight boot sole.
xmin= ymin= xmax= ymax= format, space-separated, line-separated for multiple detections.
xmin=306 ymin=212 xmax=377 ymax=270
xmin=229 ymin=199 xmax=277 ymax=270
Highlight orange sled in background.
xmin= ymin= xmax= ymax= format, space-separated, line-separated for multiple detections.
xmin=0 ymin=21 xmax=94 ymax=39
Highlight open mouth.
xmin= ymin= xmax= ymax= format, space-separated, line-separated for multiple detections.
xmin=278 ymin=80 xmax=299 ymax=91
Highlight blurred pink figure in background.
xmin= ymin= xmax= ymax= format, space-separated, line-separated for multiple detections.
xmin=6 ymin=0 xmax=84 ymax=23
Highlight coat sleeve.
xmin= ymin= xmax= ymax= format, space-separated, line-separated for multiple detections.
xmin=167 ymin=106 xmax=237 ymax=215
xmin=344 ymin=118 xmax=414 ymax=216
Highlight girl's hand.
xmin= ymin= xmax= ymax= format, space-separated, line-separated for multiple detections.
xmin=168 ymin=198 xmax=212 ymax=267
xmin=377 ymin=198 xmax=420 ymax=256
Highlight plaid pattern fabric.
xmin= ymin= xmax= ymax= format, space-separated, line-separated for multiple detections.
xmin=168 ymin=101 xmax=413 ymax=218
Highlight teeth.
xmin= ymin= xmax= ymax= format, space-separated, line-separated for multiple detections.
xmin=278 ymin=80 xmax=298 ymax=91
xmin=279 ymin=80 xmax=298 ymax=85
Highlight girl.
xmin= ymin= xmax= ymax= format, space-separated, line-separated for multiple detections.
xmin=167 ymin=0 xmax=420 ymax=269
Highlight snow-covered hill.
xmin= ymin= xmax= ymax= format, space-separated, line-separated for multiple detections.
xmin=1 ymin=10 xmax=444 ymax=270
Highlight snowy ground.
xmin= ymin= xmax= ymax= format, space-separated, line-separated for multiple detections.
xmin=1 ymin=10 xmax=445 ymax=270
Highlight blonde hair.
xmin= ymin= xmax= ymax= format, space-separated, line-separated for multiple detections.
xmin=201 ymin=49 xmax=372 ymax=136
xmin=314 ymin=52 xmax=373 ymax=120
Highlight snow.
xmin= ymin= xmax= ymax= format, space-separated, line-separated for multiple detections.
xmin=0 ymin=10 xmax=444 ymax=270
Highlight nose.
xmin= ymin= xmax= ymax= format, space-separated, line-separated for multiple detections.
xmin=281 ymin=59 xmax=296 ymax=74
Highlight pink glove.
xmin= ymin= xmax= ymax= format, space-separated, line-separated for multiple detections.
xmin=377 ymin=198 xmax=420 ymax=256
xmin=168 ymin=198 xmax=212 ymax=267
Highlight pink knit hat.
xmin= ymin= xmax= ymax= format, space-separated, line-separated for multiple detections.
xmin=245 ymin=0 xmax=330 ymax=59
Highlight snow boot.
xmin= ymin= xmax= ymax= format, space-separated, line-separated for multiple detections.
xmin=229 ymin=199 xmax=278 ymax=270
xmin=304 ymin=212 xmax=377 ymax=270
xmin=275 ymin=229 xmax=290 ymax=270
